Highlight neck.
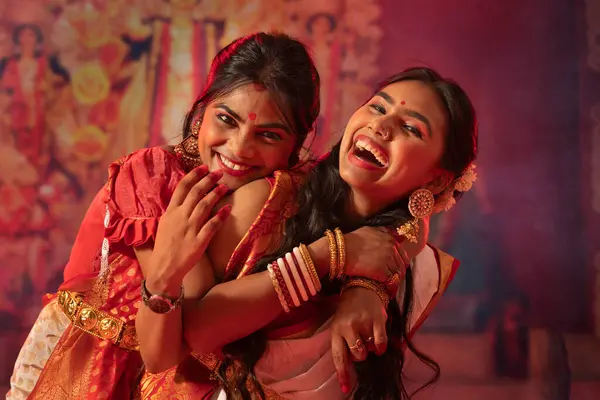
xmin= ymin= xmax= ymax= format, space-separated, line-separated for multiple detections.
xmin=344 ymin=188 xmax=382 ymax=224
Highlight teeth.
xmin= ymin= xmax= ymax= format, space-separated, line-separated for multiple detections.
xmin=218 ymin=154 xmax=251 ymax=171
xmin=355 ymin=139 xmax=387 ymax=166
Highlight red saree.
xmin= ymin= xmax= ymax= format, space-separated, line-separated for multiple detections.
xmin=27 ymin=147 xmax=186 ymax=399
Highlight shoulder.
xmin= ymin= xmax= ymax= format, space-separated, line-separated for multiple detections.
xmin=222 ymin=170 xmax=304 ymax=220
xmin=207 ymin=178 xmax=273 ymax=274
xmin=226 ymin=178 xmax=271 ymax=208
xmin=219 ymin=178 xmax=272 ymax=235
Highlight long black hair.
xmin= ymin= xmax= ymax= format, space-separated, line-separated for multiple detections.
xmin=182 ymin=32 xmax=320 ymax=166
xmin=218 ymin=67 xmax=478 ymax=399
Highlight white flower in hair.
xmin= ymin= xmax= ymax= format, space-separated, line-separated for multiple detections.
xmin=454 ymin=163 xmax=477 ymax=193
xmin=432 ymin=163 xmax=477 ymax=213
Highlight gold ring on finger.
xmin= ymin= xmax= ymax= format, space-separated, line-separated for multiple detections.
xmin=386 ymin=272 xmax=400 ymax=286
xmin=349 ymin=338 xmax=365 ymax=352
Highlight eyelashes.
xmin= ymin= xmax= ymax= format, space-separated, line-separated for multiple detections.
xmin=215 ymin=113 xmax=282 ymax=142
xmin=367 ymin=103 xmax=424 ymax=139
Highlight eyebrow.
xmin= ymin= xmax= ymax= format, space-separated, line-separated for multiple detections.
xmin=375 ymin=91 xmax=433 ymax=138
xmin=214 ymin=103 xmax=292 ymax=135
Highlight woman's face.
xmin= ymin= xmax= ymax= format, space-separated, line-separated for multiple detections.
xmin=18 ymin=27 xmax=38 ymax=50
xmin=339 ymin=80 xmax=450 ymax=216
xmin=196 ymin=84 xmax=298 ymax=190
xmin=309 ymin=15 xmax=334 ymax=39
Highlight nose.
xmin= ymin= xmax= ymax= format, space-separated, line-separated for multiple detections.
xmin=229 ymin=132 xmax=255 ymax=160
xmin=368 ymin=117 xmax=393 ymax=141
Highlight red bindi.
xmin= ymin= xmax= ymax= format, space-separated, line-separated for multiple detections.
xmin=401 ymin=101 xmax=406 ymax=105
xmin=248 ymin=112 xmax=257 ymax=121
xmin=253 ymin=83 xmax=266 ymax=92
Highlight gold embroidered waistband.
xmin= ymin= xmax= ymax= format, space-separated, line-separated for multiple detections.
xmin=190 ymin=353 xmax=284 ymax=399
xmin=56 ymin=290 xmax=139 ymax=351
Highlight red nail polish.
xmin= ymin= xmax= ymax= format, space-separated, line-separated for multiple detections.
xmin=220 ymin=204 xmax=233 ymax=216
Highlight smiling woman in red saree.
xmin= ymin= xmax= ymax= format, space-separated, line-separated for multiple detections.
xmin=8 ymin=32 xmax=324 ymax=399
xmin=135 ymin=66 xmax=478 ymax=399
xmin=8 ymin=33 xmax=421 ymax=400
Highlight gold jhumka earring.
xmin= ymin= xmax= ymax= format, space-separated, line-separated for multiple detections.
xmin=396 ymin=188 xmax=435 ymax=243
xmin=174 ymin=120 xmax=203 ymax=170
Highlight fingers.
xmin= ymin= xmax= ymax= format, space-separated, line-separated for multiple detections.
xmin=195 ymin=204 xmax=232 ymax=251
xmin=345 ymin=334 xmax=367 ymax=363
xmin=169 ymin=165 xmax=209 ymax=208
xmin=189 ymin=183 xmax=229 ymax=226
xmin=332 ymin=333 xmax=352 ymax=394
xmin=365 ymin=335 xmax=376 ymax=353
xmin=384 ymin=244 xmax=408 ymax=295
xmin=372 ymin=317 xmax=388 ymax=356
xmin=393 ymin=244 xmax=410 ymax=269
xmin=181 ymin=170 xmax=224 ymax=215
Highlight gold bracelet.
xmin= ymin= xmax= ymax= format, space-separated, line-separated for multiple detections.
xmin=333 ymin=228 xmax=346 ymax=279
xmin=324 ymin=229 xmax=339 ymax=280
xmin=341 ymin=278 xmax=390 ymax=308
xmin=299 ymin=244 xmax=321 ymax=291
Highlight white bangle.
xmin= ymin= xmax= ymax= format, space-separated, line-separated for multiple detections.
xmin=285 ymin=252 xmax=308 ymax=301
xmin=293 ymin=247 xmax=317 ymax=296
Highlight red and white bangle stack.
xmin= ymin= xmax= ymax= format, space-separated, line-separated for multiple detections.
xmin=267 ymin=245 xmax=321 ymax=313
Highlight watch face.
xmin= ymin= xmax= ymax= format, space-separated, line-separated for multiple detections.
xmin=147 ymin=296 xmax=173 ymax=314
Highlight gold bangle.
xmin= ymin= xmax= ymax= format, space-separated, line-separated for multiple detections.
xmin=333 ymin=228 xmax=346 ymax=279
xmin=299 ymin=244 xmax=321 ymax=291
xmin=325 ymin=229 xmax=339 ymax=280
xmin=341 ymin=278 xmax=390 ymax=308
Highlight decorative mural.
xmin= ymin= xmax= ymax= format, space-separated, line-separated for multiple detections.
xmin=0 ymin=0 xmax=382 ymax=380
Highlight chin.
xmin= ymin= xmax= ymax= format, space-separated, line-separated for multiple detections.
xmin=339 ymin=164 xmax=373 ymax=191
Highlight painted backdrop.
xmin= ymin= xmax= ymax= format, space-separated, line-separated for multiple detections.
xmin=0 ymin=0 xmax=382 ymax=380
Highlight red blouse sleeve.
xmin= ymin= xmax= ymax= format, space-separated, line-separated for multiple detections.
xmin=103 ymin=147 xmax=185 ymax=247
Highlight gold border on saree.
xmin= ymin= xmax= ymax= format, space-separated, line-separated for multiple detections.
xmin=57 ymin=290 xmax=139 ymax=351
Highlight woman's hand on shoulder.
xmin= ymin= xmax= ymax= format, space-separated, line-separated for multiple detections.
xmin=146 ymin=166 xmax=231 ymax=292
xmin=343 ymin=227 xmax=409 ymax=283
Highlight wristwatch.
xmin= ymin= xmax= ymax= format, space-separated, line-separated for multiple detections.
xmin=141 ymin=279 xmax=184 ymax=314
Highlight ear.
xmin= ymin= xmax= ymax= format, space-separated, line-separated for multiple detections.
xmin=424 ymin=169 xmax=453 ymax=195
